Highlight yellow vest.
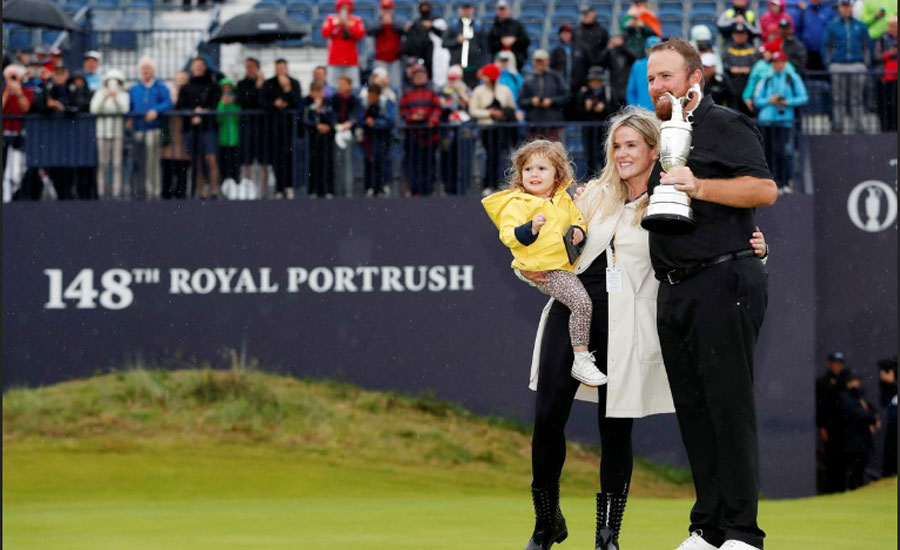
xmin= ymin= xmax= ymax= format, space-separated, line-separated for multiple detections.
xmin=482 ymin=184 xmax=587 ymax=272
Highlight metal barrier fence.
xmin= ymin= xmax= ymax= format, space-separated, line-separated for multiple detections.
xmin=798 ymin=70 xmax=898 ymax=135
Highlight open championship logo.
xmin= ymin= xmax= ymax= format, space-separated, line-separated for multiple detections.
xmin=847 ymin=180 xmax=898 ymax=233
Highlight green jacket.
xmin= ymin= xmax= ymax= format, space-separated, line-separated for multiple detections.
xmin=216 ymin=102 xmax=240 ymax=147
xmin=861 ymin=0 xmax=898 ymax=40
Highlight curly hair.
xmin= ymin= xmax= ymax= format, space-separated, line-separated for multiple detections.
xmin=505 ymin=139 xmax=575 ymax=195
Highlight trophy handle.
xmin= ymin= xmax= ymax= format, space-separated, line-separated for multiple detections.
xmin=683 ymin=83 xmax=703 ymax=123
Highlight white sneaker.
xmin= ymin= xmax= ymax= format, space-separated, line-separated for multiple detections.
xmin=674 ymin=532 xmax=719 ymax=550
xmin=719 ymin=541 xmax=759 ymax=550
xmin=285 ymin=188 xmax=295 ymax=200
xmin=571 ymin=351 xmax=607 ymax=386
xmin=366 ymin=188 xmax=375 ymax=198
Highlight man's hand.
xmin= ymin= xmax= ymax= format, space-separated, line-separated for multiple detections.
xmin=532 ymin=213 xmax=546 ymax=234
xmin=423 ymin=19 xmax=433 ymax=29
xmin=47 ymin=98 xmax=64 ymax=111
xmin=880 ymin=369 xmax=896 ymax=384
xmin=145 ymin=109 xmax=158 ymax=122
xmin=608 ymin=35 xmax=624 ymax=48
xmin=572 ymin=227 xmax=585 ymax=245
xmin=256 ymin=73 xmax=265 ymax=88
xmin=750 ymin=226 xmax=767 ymax=257
xmin=661 ymin=166 xmax=702 ymax=198
xmin=316 ymin=123 xmax=331 ymax=134
xmin=521 ymin=270 xmax=551 ymax=283
xmin=744 ymin=98 xmax=755 ymax=112
xmin=819 ymin=427 xmax=829 ymax=443
xmin=274 ymin=97 xmax=287 ymax=109
xmin=593 ymin=101 xmax=605 ymax=112
xmin=489 ymin=107 xmax=504 ymax=119
xmin=366 ymin=116 xmax=375 ymax=127
xmin=541 ymin=97 xmax=553 ymax=108
xmin=531 ymin=96 xmax=540 ymax=107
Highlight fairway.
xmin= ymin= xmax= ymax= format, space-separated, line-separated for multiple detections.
xmin=3 ymin=370 xmax=897 ymax=549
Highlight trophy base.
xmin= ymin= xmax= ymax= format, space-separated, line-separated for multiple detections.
xmin=641 ymin=203 xmax=696 ymax=234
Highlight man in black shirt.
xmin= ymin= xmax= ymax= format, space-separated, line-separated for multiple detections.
xmin=645 ymin=38 xmax=777 ymax=550
xmin=236 ymin=57 xmax=267 ymax=195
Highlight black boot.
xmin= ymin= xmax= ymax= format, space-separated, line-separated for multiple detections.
xmin=524 ymin=483 xmax=568 ymax=550
xmin=594 ymin=492 xmax=627 ymax=550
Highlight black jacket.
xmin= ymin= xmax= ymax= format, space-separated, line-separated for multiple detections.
xmin=488 ymin=17 xmax=531 ymax=71
xmin=574 ymin=21 xmax=610 ymax=68
xmin=704 ymin=73 xmax=737 ymax=109
xmin=550 ymin=42 xmax=590 ymax=91
xmin=403 ymin=13 xmax=441 ymax=65
xmin=443 ymin=18 xmax=491 ymax=74
xmin=597 ymin=45 xmax=636 ymax=108
xmin=236 ymin=76 xmax=263 ymax=110
xmin=576 ymin=84 xmax=612 ymax=121
xmin=518 ymin=69 xmax=570 ymax=122
xmin=40 ymin=79 xmax=91 ymax=114
xmin=836 ymin=388 xmax=878 ymax=453
xmin=260 ymin=76 xmax=302 ymax=112
xmin=176 ymin=71 xmax=221 ymax=132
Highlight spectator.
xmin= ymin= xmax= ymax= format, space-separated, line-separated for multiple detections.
xmin=177 ymin=56 xmax=221 ymax=199
xmin=625 ymin=35 xmax=661 ymax=111
xmin=161 ymin=71 xmax=191 ymax=199
xmin=487 ymin=0 xmax=530 ymax=76
xmin=444 ymin=0 xmax=491 ymax=89
xmin=38 ymin=65 xmax=78 ymax=200
xmin=216 ymin=78 xmax=241 ymax=193
xmin=468 ymin=63 xmax=515 ymax=196
xmin=822 ymin=0 xmax=872 ymax=134
xmin=861 ymin=0 xmax=897 ymax=40
xmin=311 ymin=65 xmax=337 ymax=99
xmin=876 ymin=16 xmax=898 ymax=131
xmin=495 ymin=51 xmax=523 ymax=104
xmin=46 ymin=48 xmax=63 ymax=73
xmin=743 ymin=40 xmax=799 ymax=117
xmin=597 ymin=34 xmax=637 ymax=111
xmin=236 ymin=57 xmax=267 ymax=198
xmin=23 ymin=59 xmax=48 ymax=95
xmin=302 ymin=81 xmax=336 ymax=198
xmin=403 ymin=0 xmax=442 ymax=81
xmin=816 ymin=351 xmax=846 ymax=494
xmin=717 ymin=0 xmax=762 ymax=39
xmin=760 ymin=0 xmax=794 ymax=43
xmin=128 ymin=57 xmax=173 ymax=200
xmin=691 ymin=24 xmax=724 ymax=75
xmin=754 ymin=50 xmax=807 ymax=192
xmin=835 ymin=369 xmax=880 ymax=491
xmin=795 ymin=0 xmax=837 ymax=72
xmin=574 ymin=6 xmax=611 ymax=78
xmin=331 ymin=75 xmax=359 ymax=197
xmin=518 ymin=49 xmax=569 ymax=140
xmin=261 ymin=59 xmax=302 ymax=199
xmin=703 ymin=52 xmax=737 ymax=107
xmin=878 ymin=356 xmax=897 ymax=478
xmin=577 ymin=65 xmax=612 ymax=177
xmin=777 ymin=17 xmax=809 ymax=71
xmin=400 ymin=64 xmax=441 ymax=196
xmin=620 ymin=0 xmax=661 ymax=60
xmin=551 ymin=24 xmax=588 ymax=117
xmin=723 ymin=23 xmax=759 ymax=116
xmin=356 ymin=82 xmax=396 ymax=197
xmin=90 ymin=68 xmax=129 ymax=200
xmin=322 ymin=0 xmax=366 ymax=89
xmin=67 ymin=72 xmax=96 ymax=199
xmin=369 ymin=0 xmax=407 ymax=94
xmin=365 ymin=66 xmax=398 ymax=106
xmin=437 ymin=64 xmax=473 ymax=195
xmin=83 ymin=50 xmax=103 ymax=92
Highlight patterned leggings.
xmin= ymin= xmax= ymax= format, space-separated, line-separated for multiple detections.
xmin=535 ymin=270 xmax=592 ymax=348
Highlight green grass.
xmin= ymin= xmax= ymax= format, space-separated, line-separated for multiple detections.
xmin=3 ymin=369 xmax=897 ymax=550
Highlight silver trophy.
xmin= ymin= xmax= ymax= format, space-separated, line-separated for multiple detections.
xmin=641 ymin=83 xmax=703 ymax=234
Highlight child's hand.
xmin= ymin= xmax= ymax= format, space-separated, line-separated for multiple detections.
xmin=572 ymin=227 xmax=585 ymax=245
xmin=573 ymin=185 xmax=586 ymax=201
xmin=532 ymin=213 xmax=547 ymax=235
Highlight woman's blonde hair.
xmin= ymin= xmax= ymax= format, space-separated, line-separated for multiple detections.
xmin=505 ymin=139 xmax=575 ymax=195
xmin=585 ymin=107 xmax=660 ymax=224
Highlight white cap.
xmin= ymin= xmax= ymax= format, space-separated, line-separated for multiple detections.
xmin=84 ymin=50 xmax=102 ymax=61
xmin=700 ymin=53 xmax=717 ymax=67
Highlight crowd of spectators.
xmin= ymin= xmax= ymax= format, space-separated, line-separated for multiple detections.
xmin=2 ymin=0 xmax=898 ymax=200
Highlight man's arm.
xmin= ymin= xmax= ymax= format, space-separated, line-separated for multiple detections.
xmin=662 ymin=168 xmax=778 ymax=208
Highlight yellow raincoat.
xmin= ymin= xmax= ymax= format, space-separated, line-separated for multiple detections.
xmin=482 ymin=183 xmax=587 ymax=272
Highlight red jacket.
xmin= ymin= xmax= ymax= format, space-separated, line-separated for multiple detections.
xmin=322 ymin=0 xmax=366 ymax=67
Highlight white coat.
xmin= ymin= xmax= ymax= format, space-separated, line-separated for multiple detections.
xmin=528 ymin=182 xmax=676 ymax=418
xmin=90 ymin=88 xmax=130 ymax=139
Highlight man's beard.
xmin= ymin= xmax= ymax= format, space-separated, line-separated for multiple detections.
xmin=653 ymin=94 xmax=673 ymax=121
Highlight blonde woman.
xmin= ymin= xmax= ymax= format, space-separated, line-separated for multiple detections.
xmin=518 ymin=107 xmax=769 ymax=550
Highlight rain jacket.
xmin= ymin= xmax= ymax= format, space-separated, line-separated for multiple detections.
xmin=322 ymin=0 xmax=366 ymax=67
xmin=860 ymin=0 xmax=898 ymax=40
xmin=822 ymin=16 xmax=872 ymax=66
xmin=753 ymin=69 xmax=809 ymax=126
xmin=90 ymin=84 xmax=130 ymax=139
xmin=128 ymin=78 xmax=172 ymax=132
xmin=482 ymin=182 xmax=586 ymax=272
xmin=742 ymin=57 xmax=798 ymax=102
xmin=759 ymin=0 xmax=794 ymax=43
xmin=795 ymin=2 xmax=836 ymax=53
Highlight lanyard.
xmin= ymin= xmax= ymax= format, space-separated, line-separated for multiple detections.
xmin=609 ymin=232 xmax=618 ymax=266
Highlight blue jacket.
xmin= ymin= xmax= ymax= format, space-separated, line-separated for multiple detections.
xmin=822 ymin=16 xmax=872 ymax=66
xmin=754 ymin=69 xmax=808 ymax=127
xmin=743 ymin=58 xmax=798 ymax=101
xmin=499 ymin=70 xmax=523 ymax=103
xmin=625 ymin=57 xmax=654 ymax=111
xmin=128 ymin=79 xmax=173 ymax=131
xmin=795 ymin=3 xmax=836 ymax=53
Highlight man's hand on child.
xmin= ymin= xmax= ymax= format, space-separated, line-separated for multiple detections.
xmin=532 ymin=213 xmax=547 ymax=235
xmin=572 ymin=228 xmax=584 ymax=245
xmin=573 ymin=185 xmax=586 ymax=201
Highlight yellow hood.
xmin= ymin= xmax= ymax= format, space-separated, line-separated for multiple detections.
xmin=481 ymin=182 xmax=574 ymax=229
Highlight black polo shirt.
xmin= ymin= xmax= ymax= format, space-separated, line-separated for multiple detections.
xmin=648 ymin=95 xmax=771 ymax=277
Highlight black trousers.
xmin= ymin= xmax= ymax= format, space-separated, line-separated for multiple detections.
xmin=532 ymin=259 xmax=634 ymax=495
xmin=657 ymin=257 xmax=768 ymax=549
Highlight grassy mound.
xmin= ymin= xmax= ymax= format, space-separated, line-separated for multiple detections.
xmin=2 ymin=367 xmax=691 ymax=498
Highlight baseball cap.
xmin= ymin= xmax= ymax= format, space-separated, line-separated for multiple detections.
xmin=411 ymin=63 xmax=427 ymax=75
xmin=828 ymin=351 xmax=846 ymax=362
xmin=587 ymin=66 xmax=605 ymax=81
xmin=580 ymin=4 xmax=595 ymax=13
xmin=559 ymin=23 xmax=573 ymax=33
xmin=778 ymin=18 xmax=791 ymax=28
xmin=496 ymin=51 xmax=515 ymax=62
xmin=447 ymin=65 xmax=463 ymax=79
xmin=480 ymin=63 xmax=500 ymax=81
xmin=645 ymin=35 xmax=662 ymax=49
xmin=496 ymin=0 xmax=509 ymax=7
xmin=380 ymin=0 xmax=393 ymax=7
xmin=532 ymin=49 xmax=550 ymax=60
xmin=700 ymin=52 xmax=717 ymax=67
xmin=771 ymin=50 xmax=787 ymax=62
xmin=732 ymin=23 xmax=749 ymax=33
xmin=84 ymin=50 xmax=102 ymax=61
xmin=838 ymin=0 xmax=852 ymax=4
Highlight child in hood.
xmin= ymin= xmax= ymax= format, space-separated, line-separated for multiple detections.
xmin=482 ymin=139 xmax=606 ymax=387
xmin=217 ymin=78 xmax=241 ymax=192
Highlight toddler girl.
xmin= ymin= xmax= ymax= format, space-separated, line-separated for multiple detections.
xmin=482 ymin=140 xmax=606 ymax=386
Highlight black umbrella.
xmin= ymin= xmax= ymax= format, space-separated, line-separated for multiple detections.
xmin=2 ymin=0 xmax=80 ymax=31
xmin=207 ymin=9 xmax=307 ymax=44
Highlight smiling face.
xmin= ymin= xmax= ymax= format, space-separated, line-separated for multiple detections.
xmin=612 ymin=125 xmax=657 ymax=185
xmin=647 ymin=49 xmax=702 ymax=121
xmin=521 ymin=154 xmax=557 ymax=197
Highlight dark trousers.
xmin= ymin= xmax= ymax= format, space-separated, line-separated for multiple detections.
xmin=307 ymin=137 xmax=335 ymax=197
xmin=878 ymin=80 xmax=898 ymax=132
xmin=657 ymin=257 xmax=768 ymax=549
xmin=161 ymin=159 xmax=189 ymax=199
xmin=582 ymin=123 xmax=606 ymax=178
xmin=47 ymin=167 xmax=76 ymax=200
xmin=843 ymin=452 xmax=869 ymax=490
xmin=440 ymin=128 xmax=474 ymax=195
xmin=363 ymin=133 xmax=391 ymax=195
xmin=532 ymin=261 xmax=634 ymax=494
xmin=220 ymin=146 xmax=240 ymax=182
xmin=760 ymin=125 xmax=794 ymax=189
xmin=404 ymin=138 xmax=436 ymax=196
xmin=480 ymin=127 xmax=507 ymax=191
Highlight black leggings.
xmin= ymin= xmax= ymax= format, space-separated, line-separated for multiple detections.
xmin=532 ymin=258 xmax=634 ymax=494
